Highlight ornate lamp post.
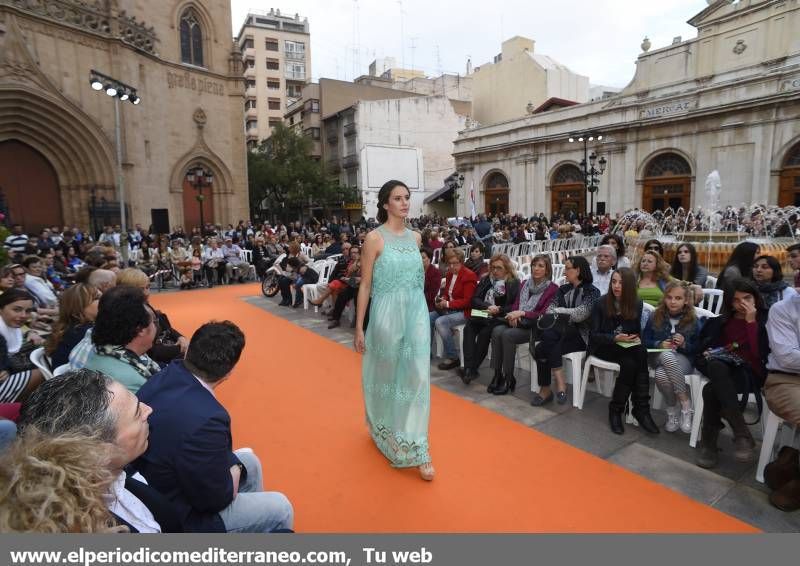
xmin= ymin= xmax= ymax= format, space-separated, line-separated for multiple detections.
xmin=185 ymin=167 xmax=213 ymax=231
xmin=568 ymin=133 xmax=607 ymax=216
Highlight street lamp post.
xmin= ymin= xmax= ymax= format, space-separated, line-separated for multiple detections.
xmin=88 ymin=70 xmax=140 ymax=235
xmin=186 ymin=167 xmax=214 ymax=232
xmin=568 ymin=133 xmax=607 ymax=216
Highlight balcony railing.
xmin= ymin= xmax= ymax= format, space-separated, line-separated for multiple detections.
xmin=242 ymin=47 xmax=256 ymax=59
xmin=245 ymin=86 xmax=257 ymax=98
xmin=245 ymin=107 xmax=258 ymax=119
xmin=326 ymin=128 xmax=338 ymax=143
xmin=243 ymin=66 xmax=256 ymax=79
xmin=343 ymin=123 xmax=356 ymax=137
xmin=285 ymin=70 xmax=306 ymax=81
xmin=327 ymin=156 xmax=341 ymax=171
xmin=342 ymin=154 xmax=359 ymax=169
xmin=285 ymin=51 xmax=305 ymax=61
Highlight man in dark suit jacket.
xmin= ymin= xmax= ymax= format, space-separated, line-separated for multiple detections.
xmin=135 ymin=321 xmax=293 ymax=533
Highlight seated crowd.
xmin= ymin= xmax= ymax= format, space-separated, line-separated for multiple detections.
xmin=3 ymin=210 xmax=800 ymax=531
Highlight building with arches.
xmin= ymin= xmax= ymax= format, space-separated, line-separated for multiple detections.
xmin=0 ymin=0 xmax=249 ymax=234
xmin=453 ymin=0 xmax=800 ymax=217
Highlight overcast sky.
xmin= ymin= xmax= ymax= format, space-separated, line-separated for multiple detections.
xmin=230 ymin=0 xmax=710 ymax=88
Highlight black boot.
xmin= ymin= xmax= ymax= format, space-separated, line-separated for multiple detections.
xmin=609 ymin=405 xmax=624 ymax=435
xmin=764 ymin=446 xmax=800 ymax=491
xmin=494 ymin=373 xmax=516 ymax=395
xmin=632 ymin=374 xmax=659 ymax=434
xmin=487 ymin=370 xmax=503 ymax=394
xmin=721 ymin=408 xmax=755 ymax=463
xmin=696 ymin=422 xmax=721 ymax=469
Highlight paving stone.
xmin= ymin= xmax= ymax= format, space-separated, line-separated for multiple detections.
xmin=713 ymin=484 xmax=800 ymax=532
xmin=478 ymin=395 xmax=558 ymax=427
xmin=608 ymin=443 xmax=735 ymax=505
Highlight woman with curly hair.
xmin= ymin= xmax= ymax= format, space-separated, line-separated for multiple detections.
xmin=635 ymin=250 xmax=674 ymax=307
xmin=0 ymin=431 xmax=125 ymax=532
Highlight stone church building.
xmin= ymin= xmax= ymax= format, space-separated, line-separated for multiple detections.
xmin=0 ymin=0 xmax=249 ymax=234
xmin=454 ymin=0 xmax=800 ymax=217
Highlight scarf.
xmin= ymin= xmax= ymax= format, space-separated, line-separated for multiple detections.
xmin=95 ymin=344 xmax=161 ymax=378
xmin=483 ymin=277 xmax=507 ymax=306
xmin=0 ymin=315 xmax=23 ymax=354
xmin=465 ymin=255 xmax=484 ymax=274
xmin=757 ymin=280 xmax=789 ymax=309
xmin=519 ymin=278 xmax=552 ymax=312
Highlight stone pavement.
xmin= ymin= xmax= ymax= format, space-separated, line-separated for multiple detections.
xmin=244 ymin=293 xmax=800 ymax=532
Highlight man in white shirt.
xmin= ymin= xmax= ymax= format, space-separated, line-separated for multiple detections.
xmin=765 ymin=294 xmax=800 ymax=511
xmin=19 ymin=369 xmax=181 ymax=532
xmin=591 ymin=245 xmax=616 ymax=295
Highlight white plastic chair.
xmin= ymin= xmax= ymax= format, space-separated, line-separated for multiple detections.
xmin=552 ymin=263 xmax=565 ymax=282
xmin=29 ymin=347 xmax=54 ymax=381
xmin=576 ymin=303 xmax=655 ymax=411
xmin=756 ymin=408 xmax=798 ymax=483
xmin=704 ymin=275 xmax=718 ymax=289
xmin=701 ymin=289 xmax=724 ymax=315
xmin=53 ymin=363 xmax=71 ymax=377
xmin=302 ymin=260 xmax=337 ymax=311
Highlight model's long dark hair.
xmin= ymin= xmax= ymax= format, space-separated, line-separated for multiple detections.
xmin=717 ymin=241 xmax=759 ymax=291
xmin=376 ymin=180 xmax=410 ymax=224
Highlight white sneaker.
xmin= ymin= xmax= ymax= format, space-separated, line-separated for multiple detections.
xmin=680 ymin=408 xmax=694 ymax=434
xmin=665 ymin=406 xmax=680 ymax=433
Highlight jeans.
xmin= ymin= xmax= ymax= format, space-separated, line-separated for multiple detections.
xmin=0 ymin=419 xmax=16 ymax=453
xmin=430 ymin=311 xmax=465 ymax=360
xmin=219 ymin=449 xmax=294 ymax=533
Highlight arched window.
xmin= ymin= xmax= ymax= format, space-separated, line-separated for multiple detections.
xmin=180 ymin=9 xmax=204 ymax=66
xmin=644 ymin=153 xmax=691 ymax=178
xmin=643 ymin=152 xmax=692 ymax=211
xmin=550 ymin=164 xmax=585 ymax=215
xmin=779 ymin=141 xmax=800 ymax=206
xmin=485 ymin=172 xmax=509 ymax=189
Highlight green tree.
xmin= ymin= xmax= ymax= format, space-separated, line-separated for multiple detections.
xmin=248 ymin=123 xmax=359 ymax=222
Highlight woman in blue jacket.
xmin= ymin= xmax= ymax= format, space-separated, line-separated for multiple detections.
xmin=643 ymin=281 xmax=702 ymax=434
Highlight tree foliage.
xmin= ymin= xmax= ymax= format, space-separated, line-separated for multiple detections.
xmin=247 ymin=123 xmax=359 ymax=221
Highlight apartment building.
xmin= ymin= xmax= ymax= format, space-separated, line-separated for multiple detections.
xmin=236 ymin=9 xmax=311 ymax=148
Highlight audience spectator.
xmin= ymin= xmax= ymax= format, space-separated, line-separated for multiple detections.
xmin=670 ymin=243 xmax=709 ymax=287
xmin=18 ymin=369 xmax=181 ymax=532
xmin=716 ymin=241 xmax=759 ymax=292
xmin=420 ymin=248 xmax=440 ymax=313
xmin=0 ymin=415 xmax=16 ymax=452
xmin=635 ymin=250 xmax=673 ymax=307
xmin=0 ymin=265 xmax=15 ymax=293
xmin=326 ymin=248 xmax=361 ymax=328
xmin=4 ymin=224 xmax=29 ymax=260
xmin=0 ymin=289 xmax=44 ymax=403
xmin=459 ymin=254 xmax=520 ymax=387
xmin=202 ymin=238 xmax=226 ymax=287
xmin=589 ymin=268 xmax=659 ymax=435
xmin=431 ymin=248 xmax=478 ymax=371
xmin=87 ymin=268 xmax=117 ymax=293
xmin=84 ymin=286 xmax=160 ymax=393
xmin=591 ymin=245 xmax=616 ymax=294
xmin=0 ymin=431 xmax=125 ymax=532
xmin=643 ymin=281 xmax=702 ymax=433
xmin=752 ymin=254 xmax=797 ymax=309
xmin=135 ymin=321 xmax=293 ymax=533
xmin=221 ymin=237 xmax=252 ymax=283
xmin=600 ymin=233 xmax=630 ymax=268
xmin=45 ymin=283 xmax=100 ymax=369
xmin=533 ymin=256 xmax=600 ymax=405
xmin=765 ymin=290 xmax=800 ymax=511
xmin=786 ymin=242 xmax=800 ymax=292
xmin=695 ymin=278 xmax=768 ymax=469
xmin=464 ymin=244 xmax=488 ymax=279
xmin=22 ymin=255 xmax=57 ymax=308
xmin=115 ymin=269 xmax=188 ymax=364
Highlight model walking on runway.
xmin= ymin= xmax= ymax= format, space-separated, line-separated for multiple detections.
xmin=354 ymin=180 xmax=434 ymax=481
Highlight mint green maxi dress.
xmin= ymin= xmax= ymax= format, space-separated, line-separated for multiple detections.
xmin=362 ymin=225 xmax=431 ymax=467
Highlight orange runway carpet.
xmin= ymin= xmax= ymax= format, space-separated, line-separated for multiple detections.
xmin=150 ymin=284 xmax=757 ymax=533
